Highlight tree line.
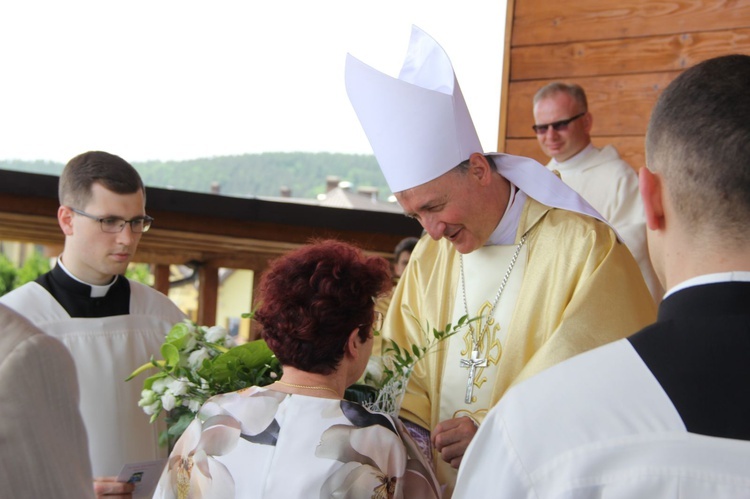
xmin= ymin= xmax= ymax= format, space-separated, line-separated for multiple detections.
xmin=0 ymin=152 xmax=389 ymax=200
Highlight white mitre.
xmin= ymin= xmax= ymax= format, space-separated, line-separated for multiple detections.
xmin=345 ymin=25 xmax=611 ymax=230
xmin=345 ymin=25 xmax=479 ymax=193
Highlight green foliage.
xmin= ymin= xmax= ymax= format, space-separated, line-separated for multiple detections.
xmin=128 ymin=320 xmax=282 ymax=445
xmin=0 ymin=250 xmax=51 ymax=297
xmin=1 ymin=152 xmax=390 ymax=202
xmin=125 ymin=263 xmax=154 ymax=286
xmin=380 ymin=314 xmax=477 ymax=388
xmin=134 ymin=152 xmax=389 ymax=199
xmin=346 ymin=313 xmax=480 ymax=414
xmin=0 ymin=254 xmax=16 ymax=296
xmin=199 ymin=340 xmax=281 ymax=395
xmin=14 ymin=251 xmax=51 ymax=287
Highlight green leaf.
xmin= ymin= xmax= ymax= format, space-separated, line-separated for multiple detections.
xmin=164 ymin=321 xmax=194 ymax=349
xmin=200 ymin=339 xmax=277 ymax=389
xmin=125 ymin=358 xmax=165 ymax=381
xmin=389 ymin=340 xmax=401 ymax=356
xmin=168 ymin=412 xmax=195 ymax=438
xmin=411 ymin=344 xmax=420 ymax=358
xmin=143 ymin=372 xmax=168 ymax=390
xmin=160 ymin=343 xmax=180 ymax=369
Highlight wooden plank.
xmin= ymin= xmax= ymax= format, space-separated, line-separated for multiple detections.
xmin=506 ymin=136 xmax=646 ymax=170
xmin=512 ymin=0 xmax=750 ymax=46
xmin=197 ymin=265 xmax=219 ymax=327
xmin=505 ymin=72 xmax=678 ymax=138
xmin=511 ymin=29 xmax=750 ymax=81
xmin=498 ymin=0 xmax=519 ymax=150
xmin=153 ymin=264 xmax=171 ymax=295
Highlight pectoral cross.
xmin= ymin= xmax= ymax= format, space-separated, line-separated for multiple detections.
xmin=460 ymin=349 xmax=487 ymax=404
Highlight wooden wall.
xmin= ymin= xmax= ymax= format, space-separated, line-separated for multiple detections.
xmin=499 ymin=0 xmax=750 ymax=170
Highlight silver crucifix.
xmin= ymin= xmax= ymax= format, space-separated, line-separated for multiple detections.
xmin=460 ymin=349 xmax=488 ymax=404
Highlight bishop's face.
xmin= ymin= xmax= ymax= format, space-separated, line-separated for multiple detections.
xmin=395 ymin=162 xmax=502 ymax=254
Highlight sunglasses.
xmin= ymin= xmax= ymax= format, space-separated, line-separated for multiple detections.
xmin=532 ymin=112 xmax=586 ymax=134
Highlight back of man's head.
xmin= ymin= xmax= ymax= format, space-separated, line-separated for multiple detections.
xmin=646 ymin=55 xmax=750 ymax=244
xmin=59 ymin=151 xmax=145 ymax=209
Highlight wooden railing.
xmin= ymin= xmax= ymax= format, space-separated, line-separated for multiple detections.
xmin=0 ymin=169 xmax=421 ymax=325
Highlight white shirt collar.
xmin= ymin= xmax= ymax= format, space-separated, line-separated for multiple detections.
xmin=665 ymin=271 xmax=750 ymax=299
xmin=57 ymin=257 xmax=118 ymax=298
xmin=486 ymin=183 xmax=527 ymax=246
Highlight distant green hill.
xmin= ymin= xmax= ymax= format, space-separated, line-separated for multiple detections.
xmin=0 ymin=152 xmax=390 ymax=200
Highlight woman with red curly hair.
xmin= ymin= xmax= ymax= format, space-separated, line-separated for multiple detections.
xmin=154 ymin=240 xmax=440 ymax=499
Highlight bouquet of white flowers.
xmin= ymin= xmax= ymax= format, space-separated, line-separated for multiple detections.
xmin=127 ymin=319 xmax=281 ymax=446
xmin=131 ymin=313 xmax=476 ymax=445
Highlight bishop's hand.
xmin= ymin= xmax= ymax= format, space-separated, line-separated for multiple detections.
xmin=432 ymin=416 xmax=479 ymax=469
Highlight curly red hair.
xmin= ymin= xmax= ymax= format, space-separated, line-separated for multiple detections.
xmin=255 ymin=239 xmax=391 ymax=374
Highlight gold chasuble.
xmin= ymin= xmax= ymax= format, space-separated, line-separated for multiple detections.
xmin=381 ymin=197 xmax=656 ymax=494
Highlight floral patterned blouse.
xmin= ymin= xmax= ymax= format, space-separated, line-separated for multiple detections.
xmin=152 ymin=386 xmax=441 ymax=498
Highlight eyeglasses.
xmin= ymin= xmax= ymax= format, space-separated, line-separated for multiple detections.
xmin=362 ymin=311 xmax=384 ymax=335
xmin=69 ymin=207 xmax=154 ymax=233
xmin=373 ymin=311 xmax=384 ymax=333
xmin=532 ymin=112 xmax=586 ymax=134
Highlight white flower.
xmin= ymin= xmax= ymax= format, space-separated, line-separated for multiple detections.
xmin=174 ymin=320 xmax=199 ymax=352
xmin=204 ymin=325 xmax=228 ymax=343
xmin=151 ymin=377 xmax=170 ymax=395
xmin=161 ymin=392 xmax=177 ymax=411
xmin=155 ymin=415 xmax=240 ymax=499
xmin=317 ymin=424 xmax=408 ymax=497
xmin=187 ymin=398 xmax=203 ymax=412
xmin=139 ymin=389 xmax=158 ymax=406
xmin=167 ymin=378 xmax=190 ymax=397
xmin=187 ymin=348 xmax=210 ymax=370
xmin=140 ymin=399 xmax=161 ymax=416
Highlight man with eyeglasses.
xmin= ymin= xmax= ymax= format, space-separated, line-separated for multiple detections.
xmin=1 ymin=151 xmax=185 ymax=486
xmin=533 ymin=82 xmax=662 ymax=302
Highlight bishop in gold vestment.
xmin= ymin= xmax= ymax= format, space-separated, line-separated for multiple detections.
xmin=384 ymin=196 xmax=655 ymax=491
xmin=345 ymin=25 xmax=656 ymax=495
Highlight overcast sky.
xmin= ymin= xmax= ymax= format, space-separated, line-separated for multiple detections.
xmin=0 ymin=1 xmax=506 ymax=163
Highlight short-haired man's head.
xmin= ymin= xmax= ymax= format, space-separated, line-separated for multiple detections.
xmin=255 ymin=240 xmax=391 ymax=375
xmin=533 ymin=82 xmax=588 ymax=111
xmin=646 ymin=54 xmax=750 ymax=240
xmin=59 ymin=151 xmax=145 ymax=209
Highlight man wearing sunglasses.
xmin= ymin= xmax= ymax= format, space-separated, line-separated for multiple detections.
xmin=533 ymin=83 xmax=662 ymax=302
xmin=1 ymin=151 xmax=185 ymax=487
xmin=457 ymin=53 xmax=750 ymax=499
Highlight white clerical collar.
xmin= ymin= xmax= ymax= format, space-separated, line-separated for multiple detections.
xmin=665 ymin=271 xmax=750 ymax=299
xmin=551 ymin=143 xmax=596 ymax=170
xmin=57 ymin=257 xmax=118 ymax=298
xmin=486 ymin=183 xmax=527 ymax=246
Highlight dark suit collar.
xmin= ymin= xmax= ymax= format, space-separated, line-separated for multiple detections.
xmin=629 ymin=281 xmax=750 ymax=440
xmin=657 ymin=281 xmax=750 ymax=323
